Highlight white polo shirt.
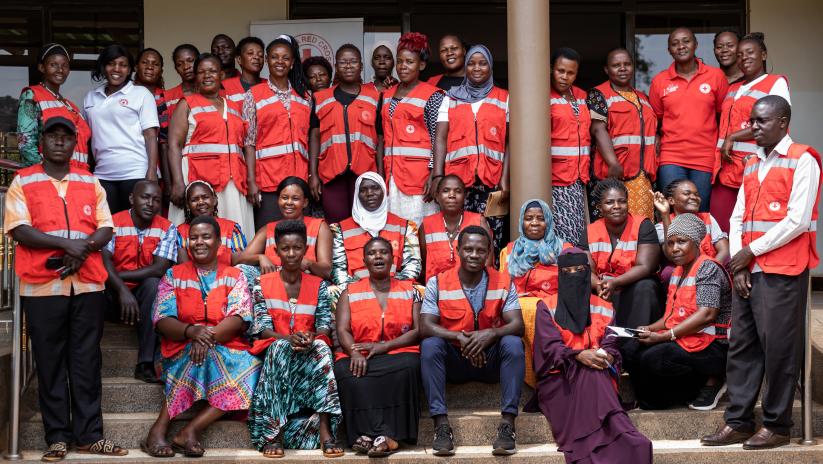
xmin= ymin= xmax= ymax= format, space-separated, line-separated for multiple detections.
xmin=83 ymin=81 xmax=159 ymax=181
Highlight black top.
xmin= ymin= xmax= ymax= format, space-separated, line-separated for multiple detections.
xmin=434 ymin=75 xmax=464 ymax=91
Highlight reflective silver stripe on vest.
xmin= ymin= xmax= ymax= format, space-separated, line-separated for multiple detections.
xmin=402 ymin=97 xmax=428 ymax=108
xmin=590 ymin=239 xmax=637 ymax=253
xmin=591 ymin=305 xmax=614 ymax=319
xmin=716 ymin=138 xmax=759 ymax=154
xmin=18 ymin=172 xmax=96 ymax=186
xmin=190 ymin=105 xmax=217 ymax=115
xmin=446 ymin=144 xmax=505 ymax=163
xmin=356 ymin=94 xmax=379 ymax=107
xmin=347 ymin=291 xmax=375 ymax=303
xmin=265 ymin=235 xmax=316 ymax=247
xmin=320 ymin=132 xmax=376 ymax=153
xmin=38 ymin=100 xmax=66 ymax=111
xmin=228 ymin=108 xmax=242 ymax=119
xmin=485 ymin=288 xmax=508 ymax=300
xmin=255 ymin=95 xmax=280 ymax=111
xmin=226 ymin=93 xmax=245 ymax=102
xmin=550 ymin=146 xmax=591 ymax=156
xmin=166 ymin=97 xmax=181 ymax=107
xmin=265 ymin=299 xmax=316 ymax=315
xmin=384 ymin=146 xmax=432 ymax=158
xmin=72 ymin=152 xmax=89 ymax=163
xmin=315 ymin=96 xmax=337 ymax=113
xmin=384 ymin=222 xmax=405 ymax=233
xmin=668 ymin=275 xmax=696 ymax=287
xmin=256 ymin=143 xmax=309 ymax=160
xmin=484 ymin=97 xmax=508 ymax=111
xmin=438 ymin=289 xmax=466 ymax=300
xmin=292 ymin=94 xmax=311 ymax=108
xmin=352 ymin=264 xmax=397 ymax=279
xmin=741 ymin=220 xmax=809 ymax=233
xmin=172 ymin=278 xmax=201 ymax=290
xmin=215 ymin=275 xmax=238 ymax=288
xmin=342 ymin=226 xmax=366 ymax=240
xmin=618 ymin=240 xmax=638 ymax=251
xmin=183 ymin=143 xmax=243 ymax=155
xmin=743 ymin=161 xmax=759 ymax=176
xmin=550 ymin=98 xmax=566 ymax=105
xmin=45 ymin=229 xmax=90 ymax=240
xmin=700 ymin=326 xmax=717 ymax=335
xmin=746 ymin=89 xmax=770 ymax=100
xmin=611 ymin=135 xmax=656 ymax=146
xmin=425 ymin=231 xmax=450 ymax=243
xmin=115 ymin=226 xmax=166 ymax=238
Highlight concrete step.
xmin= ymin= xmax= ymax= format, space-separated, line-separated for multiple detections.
xmin=16 ymin=440 xmax=823 ymax=463
xmin=19 ymin=403 xmax=823 ymax=450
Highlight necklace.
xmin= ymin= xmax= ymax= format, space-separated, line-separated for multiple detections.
xmin=443 ymin=213 xmax=463 ymax=263
xmin=41 ymin=84 xmax=76 ymax=114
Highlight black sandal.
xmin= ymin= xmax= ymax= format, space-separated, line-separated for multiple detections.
xmin=352 ymin=436 xmax=373 ymax=454
xmin=41 ymin=442 xmax=68 ymax=462
xmin=367 ymin=436 xmax=399 ymax=458
xmin=322 ymin=439 xmax=345 ymax=458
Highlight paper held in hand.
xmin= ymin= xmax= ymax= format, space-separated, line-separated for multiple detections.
xmin=607 ymin=326 xmax=644 ymax=338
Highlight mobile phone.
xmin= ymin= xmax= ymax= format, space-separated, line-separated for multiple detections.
xmin=46 ymin=256 xmax=63 ymax=270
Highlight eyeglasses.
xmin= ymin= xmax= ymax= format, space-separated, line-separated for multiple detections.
xmin=337 ymin=59 xmax=360 ymax=67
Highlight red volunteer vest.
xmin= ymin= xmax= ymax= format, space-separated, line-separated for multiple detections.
xmin=664 ymin=254 xmax=728 ymax=352
xmin=164 ymin=84 xmax=186 ymax=119
xmin=182 ymin=94 xmax=247 ymax=194
xmin=336 ymin=277 xmax=419 ymax=361
xmin=382 ymin=82 xmax=441 ymax=195
xmin=445 ymin=87 xmax=508 ymax=188
xmin=550 ymin=86 xmax=592 ymax=186
xmin=178 ymin=217 xmax=239 ymax=266
xmin=717 ymin=74 xmax=787 ymax=188
xmin=153 ymin=87 xmax=168 ymax=132
xmin=14 ymin=165 xmax=107 ymax=284
xmin=249 ymin=83 xmax=312 ymax=191
xmin=162 ymin=262 xmax=248 ymax=357
xmin=264 ymin=216 xmax=324 ymax=266
xmin=26 ymin=85 xmax=92 ymax=170
xmin=314 ymin=85 xmax=380 ymax=183
xmin=112 ymin=210 xmax=173 ymax=288
xmin=249 ymin=272 xmax=323 ymax=355
xmin=668 ymin=212 xmax=717 ymax=258
xmin=340 ymin=213 xmax=408 ymax=280
xmin=220 ymin=76 xmax=247 ymax=114
xmin=592 ymin=82 xmax=657 ymax=181
xmin=544 ymin=293 xmax=614 ymax=350
xmin=588 ymin=214 xmax=646 ymax=278
xmin=422 ymin=211 xmax=486 ymax=280
xmin=741 ymin=143 xmax=821 ymax=275
xmin=436 ymin=266 xmax=510 ymax=338
xmin=427 ymin=74 xmax=444 ymax=86
xmin=503 ymin=241 xmax=573 ymax=298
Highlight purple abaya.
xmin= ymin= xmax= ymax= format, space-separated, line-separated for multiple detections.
xmin=524 ymin=301 xmax=653 ymax=464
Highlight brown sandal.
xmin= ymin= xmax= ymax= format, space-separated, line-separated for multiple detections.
xmin=75 ymin=439 xmax=128 ymax=456
xmin=322 ymin=439 xmax=345 ymax=458
xmin=367 ymin=436 xmax=399 ymax=457
xmin=41 ymin=442 xmax=68 ymax=462
xmin=262 ymin=442 xmax=285 ymax=459
xmin=140 ymin=439 xmax=175 ymax=458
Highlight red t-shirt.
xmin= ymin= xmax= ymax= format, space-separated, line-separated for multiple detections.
xmin=649 ymin=61 xmax=729 ymax=173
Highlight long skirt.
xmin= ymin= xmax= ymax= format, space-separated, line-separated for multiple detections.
xmin=709 ymin=182 xmax=737 ymax=234
xmin=519 ymin=296 xmax=542 ymax=388
xmin=387 ymin=177 xmax=439 ymax=228
xmin=334 ymin=353 xmax=421 ymax=447
xmin=552 ymin=180 xmax=587 ymax=246
xmin=248 ymin=339 xmax=342 ymax=450
xmin=625 ymin=173 xmax=655 ymax=221
xmin=168 ymin=157 xmax=256 ymax=237
xmin=464 ymin=179 xmax=507 ymax=265
xmin=161 ymin=344 xmax=262 ymax=419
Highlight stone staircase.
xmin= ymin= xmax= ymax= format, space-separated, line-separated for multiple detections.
xmin=16 ymin=322 xmax=823 ymax=462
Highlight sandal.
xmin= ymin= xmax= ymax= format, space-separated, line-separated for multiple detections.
xmin=367 ymin=436 xmax=399 ymax=458
xmin=262 ymin=442 xmax=285 ymax=459
xmin=41 ymin=442 xmax=68 ymax=462
xmin=140 ymin=439 xmax=175 ymax=458
xmin=75 ymin=439 xmax=128 ymax=456
xmin=352 ymin=436 xmax=373 ymax=454
xmin=171 ymin=440 xmax=205 ymax=458
xmin=322 ymin=439 xmax=345 ymax=458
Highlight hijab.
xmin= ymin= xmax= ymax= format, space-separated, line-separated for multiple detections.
xmin=507 ymin=199 xmax=563 ymax=278
xmin=554 ymin=249 xmax=591 ymax=334
xmin=447 ymin=44 xmax=494 ymax=103
xmin=352 ymin=172 xmax=388 ymax=237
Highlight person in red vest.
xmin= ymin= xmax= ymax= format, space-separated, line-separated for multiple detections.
xmin=4 ymin=116 xmax=126 ymax=461
xmin=623 ymin=214 xmax=731 ymax=411
xmin=650 ymin=27 xmax=729 ymax=213
xmin=368 ymin=45 xmax=397 ymax=92
xmin=382 ymin=32 xmax=448 ymax=228
xmin=702 ymin=96 xmax=821 ymax=450
xmin=176 ymin=180 xmax=246 ymax=266
xmin=102 ymin=180 xmax=177 ymax=383
xmin=304 ymin=56 xmax=332 ymax=92
xmin=445 ymin=44 xmax=509 ymax=258
xmin=309 ymin=44 xmax=382 ymax=223
xmin=211 ymin=33 xmax=238 ymax=79
xmin=419 ymin=175 xmax=492 ymax=281
xmin=420 ymin=226 xmax=524 ymax=456
xmin=524 ymin=249 xmax=652 ymax=464
xmin=335 ymin=236 xmax=422 ymax=456
xmin=236 ymin=176 xmax=332 ymax=279
xmin=246 ymin=220 xmax=343 ymax=458
xmin=167 ymin=53 xmax=254 ymax=236
xmin=164 ymin=44 xmax=198 ymax=119
xmin=653 ymin=179 xmax=730 ymax=263
xmin=243 ymin=35 xmax=313 ymax=229
xmin=711 ymin=33 xmax=790 ymax=233
xmin=146 ymin=215 xmax=261 ymax=458
xmin=134 ymin=48 xmax=171 ymax=194
xmin=17 ymin=43 xmax=92 ymax=169
xmin=587 ymin=178 xmax=662 ymax=328
xmin=331 ymin=172 xmax=421 ymax=289
xmin=588 ymin=48 xmax=658 ymax=221
xmin=427 ymin=34 xmax=467 ymax=91
xmin=221 ymin=36 xmax=264 ymax=114
xmin=550 ymin=47 xmax=591 ymax=246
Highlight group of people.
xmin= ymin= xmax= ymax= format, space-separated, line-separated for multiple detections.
xmin=8 ymin=24 xmax=819 ymax=464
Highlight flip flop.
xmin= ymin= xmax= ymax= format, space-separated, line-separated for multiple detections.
xmin=352 ymin=436 xmax=373 ymax=454
xmin=367 ymin=436 xmax=399 ymax=458
xmin=41 ymin=442 xmax=68 ymax=462
xmin=140 ymin=440 xmax=175 ymax=458
xmin=171 ymin=440 xmax=205 ymax=458
xmin=262 ymin=442 xmax=285 ymax=459
xmin=322 ymin=439 xmax=345 ymax=458
xmin=75 ymin=439 xmax=128 ymax=456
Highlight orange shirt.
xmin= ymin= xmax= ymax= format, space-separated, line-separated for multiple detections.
xmin=649 ymin=61 xmax=728 ymax=173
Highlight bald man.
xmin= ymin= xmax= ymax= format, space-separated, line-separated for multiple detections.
xmin=701 ymin=96 xmax=821 ymax=449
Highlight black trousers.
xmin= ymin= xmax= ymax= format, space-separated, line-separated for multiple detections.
xmin=108 ymin=277 xmax=160 ymax=364
xmin=612 ymin=277 xmax=664 ymax=328
xmin=254 ymin=191 xmax=284 ymax=232
xmin=724 ymin=270 xmax=808 ymax=435
xmin=99 ymin=178 xmax=143 ymax=215
xmin=22 ymin=291 xmax=106 ymax=446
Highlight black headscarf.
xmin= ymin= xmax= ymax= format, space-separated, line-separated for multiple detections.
xmin=554 ymin=250 xmax=591 ymax=334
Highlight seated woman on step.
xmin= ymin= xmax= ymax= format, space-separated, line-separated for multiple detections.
xmin=146 ymin=215 xmax=261 ymax=458
xmin=177 ymin=180 xmax=246 ymax=266
xmin=335 ymin=236 xmax=422 ymax=456
xmin=247 ymin=220 xmax=343 ymax=458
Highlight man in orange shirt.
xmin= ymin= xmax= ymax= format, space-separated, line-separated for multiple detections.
xmin=649 ymin=27 xmax=729 ymax=211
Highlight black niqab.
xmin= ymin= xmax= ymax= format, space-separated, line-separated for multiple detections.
xmin=554 ymin=252 xmax=591 ymax=334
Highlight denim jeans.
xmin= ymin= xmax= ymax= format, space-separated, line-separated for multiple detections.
xmin=656 ymin=164 xmax=713 ymax=212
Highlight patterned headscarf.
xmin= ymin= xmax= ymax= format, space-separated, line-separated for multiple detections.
xmin=507 ymin=199 xmax=563 ymax=278
xmin=666 ymin=213 xmax=706 ymax=246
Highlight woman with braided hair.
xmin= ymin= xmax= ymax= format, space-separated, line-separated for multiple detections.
xmin=176 ymin=180 xmax=246 ymax=265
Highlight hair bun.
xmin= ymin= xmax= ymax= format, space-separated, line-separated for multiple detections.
xmin=398 ymin=32 xmax=430 ymax=61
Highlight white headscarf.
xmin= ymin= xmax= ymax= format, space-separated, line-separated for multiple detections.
xmin=352 ymin=172 xmax=388 ymax=237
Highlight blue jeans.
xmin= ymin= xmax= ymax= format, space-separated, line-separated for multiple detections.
xmin=656 ymin=164 xmax=713 ymax=212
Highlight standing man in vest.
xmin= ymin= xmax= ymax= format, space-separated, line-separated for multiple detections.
xmin=102 ymin=180 xmax=177 ymax=383
xmin=701 ymin=96 xmax=821 ymax=449
xmin=420 ymin=225 xmax=524 ymax=456
xmin=4 ymin=117 xmax=128 ymax=460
